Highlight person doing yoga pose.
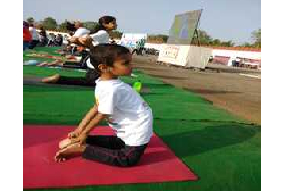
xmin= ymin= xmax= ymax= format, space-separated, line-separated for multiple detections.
xmin=55 ymin=44 xmax=153 ymax=167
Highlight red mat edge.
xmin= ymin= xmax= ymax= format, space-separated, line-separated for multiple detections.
xmin=23 ymin=124 xmax=199 ymax=189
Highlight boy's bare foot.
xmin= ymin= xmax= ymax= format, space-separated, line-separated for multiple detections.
xmin=54 ymin=143 xmax=86 ymax=163
xmin=42 ymin=74 xmax=60 ymax=83
xmin=59 ymin=138 xmax=73 ymax=150
xmin=58 ymin=132 xmax=81 ymax=149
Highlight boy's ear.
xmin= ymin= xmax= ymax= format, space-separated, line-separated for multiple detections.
xmin=98 ymin=64 xmax=108 ymax=72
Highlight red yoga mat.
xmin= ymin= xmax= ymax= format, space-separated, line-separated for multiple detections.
xmin=24 ymin=125 xmax=198 ymax=189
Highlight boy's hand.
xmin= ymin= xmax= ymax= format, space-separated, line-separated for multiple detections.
xmin=72 ymin=133 xmax=88 ymax=145
xmin=68 ymin=128 xmax=82 ymax=139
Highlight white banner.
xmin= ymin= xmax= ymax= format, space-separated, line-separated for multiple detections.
xmin=158 ymin=44 xmax=212 ymax=69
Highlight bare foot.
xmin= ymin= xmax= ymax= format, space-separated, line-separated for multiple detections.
xmin=54 ymin=143 xmax=86 ymax=163
xmin=37 ymin=59 xmax=64 ymax=67
xmin=59 ymin=138 xmax=73 ymax=150
xmin=37 ymin=62 xmax=49 ymax=67
xmin=49 ymin=59 xmax=64 ymax=66
xmin=59 ymin=134 xmax=81 ymax=149
xmin=42 ymin=74 xmax=60 ymax=83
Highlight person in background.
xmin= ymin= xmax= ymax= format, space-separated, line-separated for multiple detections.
xmin=42 ymin=15 xmax=118 ymax=86
xmin=62 ymin=22 xmax=77 ymax=52
xmin=62 ymin=34 xmax=69 ymax=46
xmin=38 ymin=26 xmax=48 ymax=47
xmin=47 ymin=33 xmax=56 ymax=47
xmin=73 ymin=21 xmax=90 ymax=37
xmin=23 ymin=21 xmax=32 ymax=50
xmin=54 ymin=34 xmax=63 ymax=47
xmin=69 ymin=21 xmax=90 ymax=55
xmin=28 ymin=24 xmax=39 ymax=49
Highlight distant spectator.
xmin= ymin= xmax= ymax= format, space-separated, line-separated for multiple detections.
xmin=235 ymin=58 xmax=241 ymax=67
xmin=38 ymin=26 xmax=48 ymax=47
xmin=208 ymin=56 xmax=213 ymax=63
xmin=62 ymin=34 xmax=69 ymax=46
xmin=54 ymin=34 xmax=63 ymax=46
xmin=29 ymin=24 xmax=39 ymax=49
xmin=47 ymin=33 xmax=56 ymax=47
xmin=23 ymin=21 xmax=32 ymax=50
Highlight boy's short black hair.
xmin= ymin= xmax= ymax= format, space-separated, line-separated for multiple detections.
xmin=90 ymin=44 xmax=130 ymax=74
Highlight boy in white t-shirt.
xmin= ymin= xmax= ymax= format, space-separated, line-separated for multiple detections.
xmin=55 ymin=44 xmax=153 ymax=167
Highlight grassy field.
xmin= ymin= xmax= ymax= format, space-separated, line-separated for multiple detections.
xmin=23 ymin=47 xmax=261 ymax=191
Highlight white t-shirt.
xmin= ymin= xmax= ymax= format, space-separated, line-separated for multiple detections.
xmin=73 ymin=27 xmax=90 ymax=37
xmin=94 ymin=79 xmax=153 ymax=146
xmin=29 ymin=27 xmax=39 ymax=40
xmin=90 ymin=30 xmax=109 ymax=46
xmin=70 ymin=27 xmax=90 ymax=47
xmin=86 ymin=30 xmax=110 ymax=69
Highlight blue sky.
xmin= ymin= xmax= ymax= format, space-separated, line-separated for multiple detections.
xmin=23 ymin=0 xmax=261 ymax=45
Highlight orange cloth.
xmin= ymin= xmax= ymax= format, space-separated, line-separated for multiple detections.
xmin=77 ymin=46 xmax=85 ymax=52
xmin=23 ymin=29 xmax=32 ymax=42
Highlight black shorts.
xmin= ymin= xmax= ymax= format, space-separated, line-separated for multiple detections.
xmin=82 ymin=135 xmax=148 ymax=167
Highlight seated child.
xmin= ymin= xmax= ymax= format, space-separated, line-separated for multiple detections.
xmin=55 ymin=44 xmax=153 ymax=167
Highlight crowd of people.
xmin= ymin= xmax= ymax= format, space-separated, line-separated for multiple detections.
xmin=23 ymin=21 xmax=64 ymax=50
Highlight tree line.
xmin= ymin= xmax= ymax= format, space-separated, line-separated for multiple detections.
xmin=26 ymin=17 xmax=260 ymax=48
xmin=197 ymin=29 xmax=261 ymax=48
xmin=26 ymin=17 xmax=123 ymax=39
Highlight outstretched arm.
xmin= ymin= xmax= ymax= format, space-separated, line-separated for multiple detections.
xmin=69 ymin=35 xmax=93 ymax=49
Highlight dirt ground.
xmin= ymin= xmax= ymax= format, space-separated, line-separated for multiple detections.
xmin=132 ymin=55 xmax=261 ymax=125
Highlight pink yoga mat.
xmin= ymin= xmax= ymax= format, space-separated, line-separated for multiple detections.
xmin=24 ymin=125 xmax=197 ymax=189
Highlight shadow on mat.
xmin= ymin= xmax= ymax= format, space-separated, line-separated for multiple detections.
xmin=138 ymin=150 xmax=175 ymax=166
xmin=160 ymin=124 xmax=260 ymax=158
